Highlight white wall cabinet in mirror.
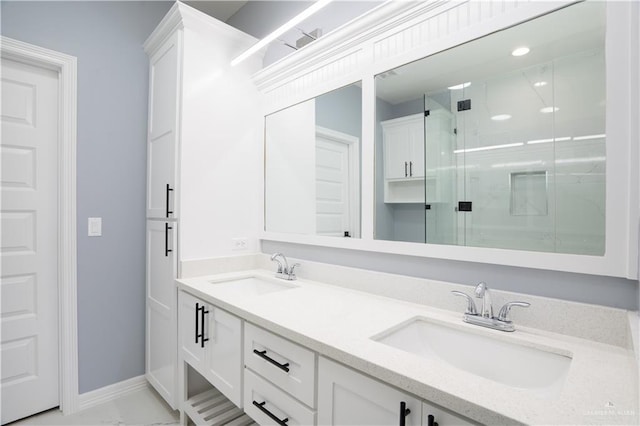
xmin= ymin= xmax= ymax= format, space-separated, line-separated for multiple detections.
xmin=256 ymin=0 xmax=638 ymax=279
xmin=265 ymin=83 xmax=362 ymax=238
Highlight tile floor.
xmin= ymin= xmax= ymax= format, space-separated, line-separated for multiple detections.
xmin=10 ymin=386 xmax=179 ymax=425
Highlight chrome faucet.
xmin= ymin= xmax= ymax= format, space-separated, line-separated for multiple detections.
xmin=452 ymin=282 xmax=530 ymax=332
xmin=270 ymin=253 xmax=300 ymax=281
xmin=474 ymin=282 xmax=493 ymax=318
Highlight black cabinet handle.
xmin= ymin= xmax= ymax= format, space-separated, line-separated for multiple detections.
xmin=252 ymin=401 xmax=289 ymax=426
xmin=164 ymin=222 xmax=173 ymax=257
xmin=427 ymin=414 xmax=438 ymax=426
xmin=195 ymin=303 xmax=209 ymax=347
xmin=165 ymin=184 xmax=174 ymax=218
xmin=404 ymin=161 xmax=408 ymax=177
xmin=195 ymin=302 xmax=200 ymax=344
xmin=399 ymin=401 xmax=411 ymax=426
xmin=409 ymin=161 xmax=413 ymax=177
xmin=253 ymin=349 xmax=290 ymax=372
xmin=200 ymin=305 xmax=209 ymax=348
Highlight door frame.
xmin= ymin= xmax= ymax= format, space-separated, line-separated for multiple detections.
xmin=1 ymin=36 xmax=79 ymax=414
xmin=315 ymin=126 xmax=361 ymax=238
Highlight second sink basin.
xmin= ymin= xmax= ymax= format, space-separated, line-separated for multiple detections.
xmin=209 ymin=276 xmax=298 ymax=296
xmin=373 ymin=317 xmax=572 ymax=398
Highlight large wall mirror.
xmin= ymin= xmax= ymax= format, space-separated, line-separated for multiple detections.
xmin=375 ymin=1 xmax=606 ymax=256
xmin=265 ymin=83 xmax=362 ymax=237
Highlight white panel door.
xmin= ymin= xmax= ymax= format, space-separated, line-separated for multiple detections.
xmin=203 ymin=306 xmax=242 ymax=408
xmin=316 ymin=137 xmax=350 ymax=237
xmin=146 ymin=220 xmax=178 ymax=409
xmin=317 ymin=357 xmax=421 ymax=426
xmin=1 ymin=58 xmax=59 ymax=424
xmin=147 ymin=31 xmax=181 ymax=219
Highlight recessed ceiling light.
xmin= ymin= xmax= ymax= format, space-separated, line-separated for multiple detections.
xmin=540 ymin=106 xmax=559 ymax=113
xmin=447 ymin=82 xmax=471 ymax=90
xmin=512 ymin=47 xmax=530 ymax=57
xmin=491 ymin=114 xmax=512 ymax=121
xmin=534 ymin=81 xmax=547 ymax=87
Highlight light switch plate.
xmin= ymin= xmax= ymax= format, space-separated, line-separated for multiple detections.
xmin=88 ymin=217 xmax=102 ymax=237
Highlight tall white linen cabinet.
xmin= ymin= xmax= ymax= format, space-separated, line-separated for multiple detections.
xmin=143 ymin=2 xmax=262 ymax=409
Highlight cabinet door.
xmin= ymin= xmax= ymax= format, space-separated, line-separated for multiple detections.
xmin=422 ymin=401 xmax=476 ymax=426
xmin=384 ymin=124 xmax=413 ymax=179
xmin=178 ymin=290 xmax=206 ymax=369
xmin=147 ymin=30 xmax=181 ymax=219
xmin=317 ymin=357 xmax=421 ymax=426
xmin=203 ymin=306 xmax=243 ymax=408
xmin=146 ymin=220 xmax=178 ymax=409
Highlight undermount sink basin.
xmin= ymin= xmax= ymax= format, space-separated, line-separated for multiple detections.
xmin=209 ymin=276 xmax=298 ymax=296
xmin=373 ymin=317 xmax=572 ymax=397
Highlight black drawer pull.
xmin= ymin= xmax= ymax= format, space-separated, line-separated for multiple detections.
xmin=409 ymin=161 xmax=413 ymax=177
xmin=400 ymin=401 xmax=411 ymax=426
xmin=404 ymin=161 xmax=408 ymax=177
xmin=252 ymin=401 xmax=289 ymax=426
xmin=253 ymin=349 xmax=290 ymax=372
xmin=165 ymin=184 xmax=174 ymax=218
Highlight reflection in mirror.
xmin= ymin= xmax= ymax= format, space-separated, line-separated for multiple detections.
xmin=375 ymin=2 xmax=605 ymax=255
xmin=265 ymin=83 xmax=362 ymax=237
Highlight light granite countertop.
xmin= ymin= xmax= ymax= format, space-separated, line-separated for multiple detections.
xmin=177 ymin=269 xmax=639 ymax=425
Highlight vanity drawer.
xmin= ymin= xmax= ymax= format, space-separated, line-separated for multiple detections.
xmin=244 ymin=323 xmax=316 ymax=407
xmin=244 ymin=368 xmax=316 ymax=426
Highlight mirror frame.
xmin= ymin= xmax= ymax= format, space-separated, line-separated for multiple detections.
xmin=254 ymin=0 xmax=639 ymax=279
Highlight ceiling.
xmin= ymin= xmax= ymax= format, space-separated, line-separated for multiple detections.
xmin=184 ymin=1 xmax=247 ymax=22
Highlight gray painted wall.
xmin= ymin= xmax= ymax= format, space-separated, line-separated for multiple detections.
xmin=1 ymin=1 xmax=173 ymax=393
xmin=316 ymin=84 xmax=362 ymax=140
xmin=262 ymin=240 xmax=639 ymax=310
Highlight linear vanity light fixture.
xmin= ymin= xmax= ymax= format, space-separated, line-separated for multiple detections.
xmin=231 ymin=0 xmax=333 ymax=66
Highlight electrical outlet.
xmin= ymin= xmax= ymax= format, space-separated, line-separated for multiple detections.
xmin=232 ymin=238 xmax=248 ymax=251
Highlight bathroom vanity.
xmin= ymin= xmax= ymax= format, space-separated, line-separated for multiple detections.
xmin=142 ymin=0 xmax=640 ymax=423
xmin=175 ymin=258 xmax=638 ymax=425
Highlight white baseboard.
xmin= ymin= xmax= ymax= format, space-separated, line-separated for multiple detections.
xmin=78 ymin=375 xmax=148 ymax=411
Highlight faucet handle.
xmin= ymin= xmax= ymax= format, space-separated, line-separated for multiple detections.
xmin=451 ymin=291 xmax=478 ymax=315
xmin=288 ymin=263 xmax=301 ymax=277
xmin=497 ymin=301 xmax=530 ymax=322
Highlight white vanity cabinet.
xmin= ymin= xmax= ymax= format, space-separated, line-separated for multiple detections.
xmin=318 ymin=356 xmax=421 ymax=426
xmin=178 ymin=290 xmax=243 ymax=408
xmin=243 ymin=323 xmax=317 ymax=425
xmin=318 ymin=357 xmax=474 ymax=426
xmin=143 ymin=1 xmax=260 ymax=409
